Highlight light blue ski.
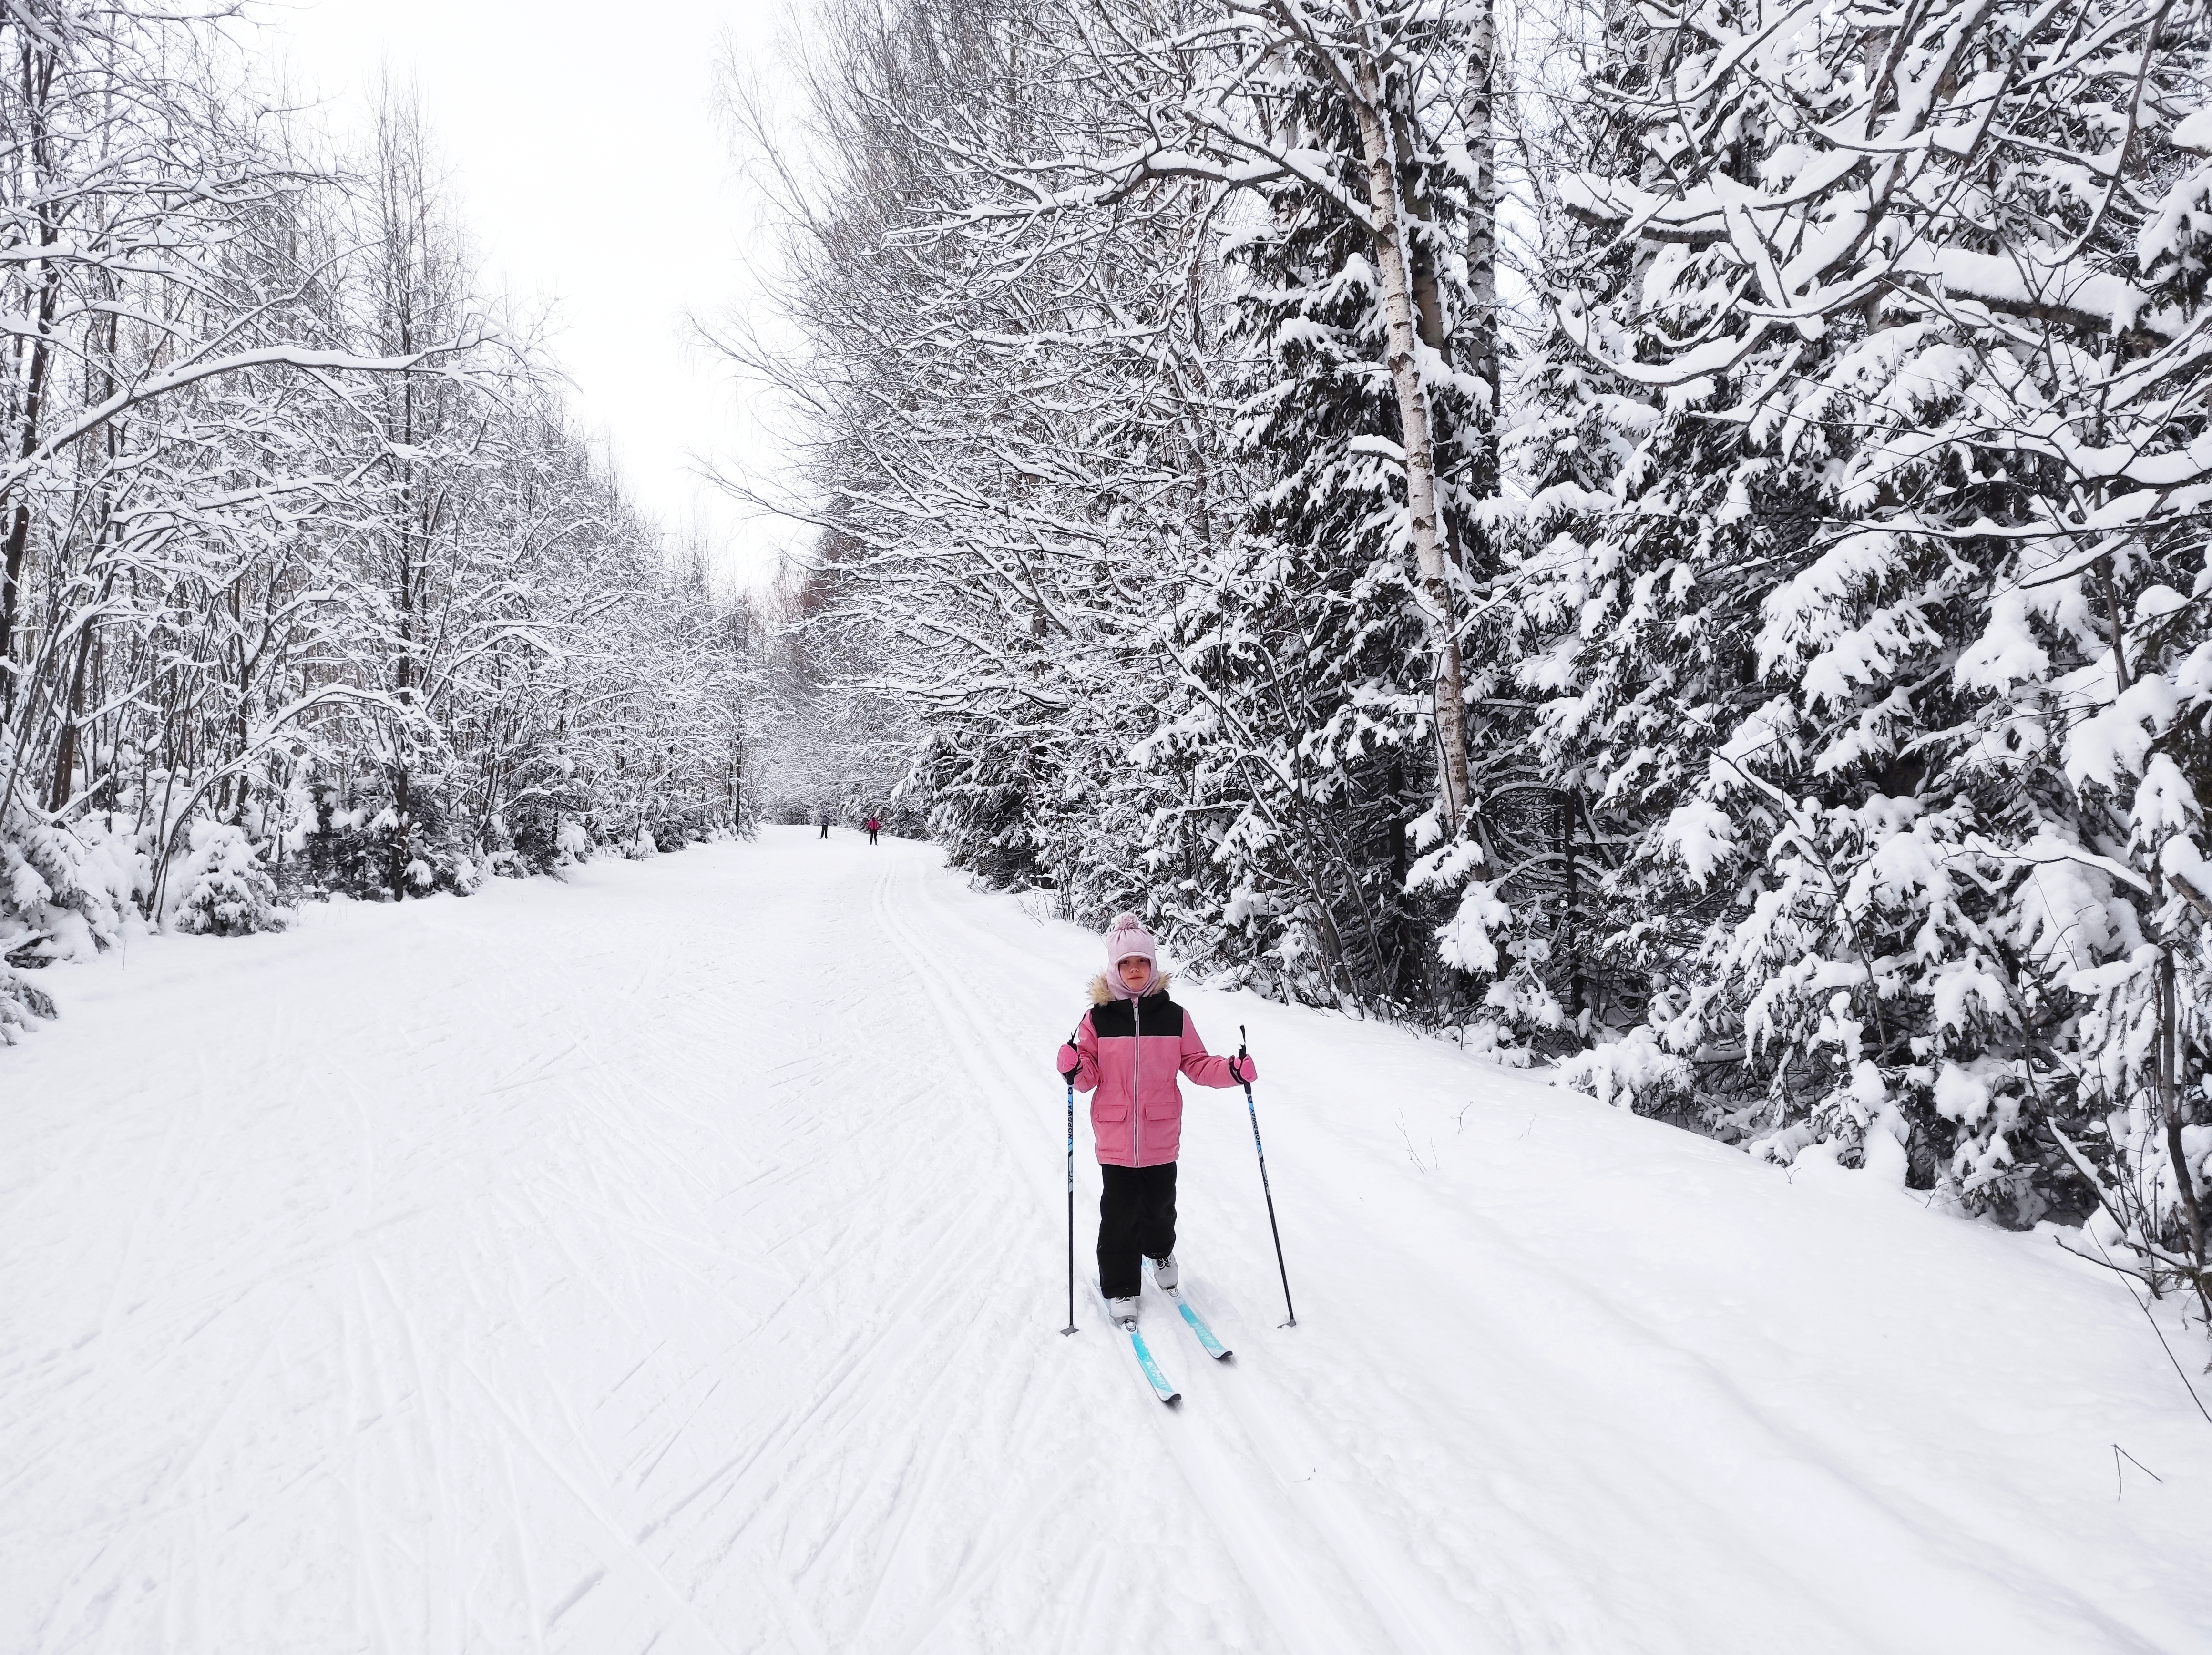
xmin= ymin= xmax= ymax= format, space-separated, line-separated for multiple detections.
xmin=1125 ymin=1322 xmax=1181 ymax=1404
xmin=1146 ymin=1259 xmax=1233 ymax=1361
xmin=1166 ymin=1291 xmax=1233 ymax=1361
xmin=1096 ymin=1283 xmax=1181 ymax=1403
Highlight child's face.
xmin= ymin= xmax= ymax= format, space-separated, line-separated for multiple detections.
xmin=1118 ymin=955 xmax=1152 ymax=992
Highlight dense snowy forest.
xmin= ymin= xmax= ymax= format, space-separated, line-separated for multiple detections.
xmin=8 ymin=0 xmax=2212 ymax=1313
xmin=723 ymin=0 xmax=2212 ymax=1304
xmin=11 ymin=6 xmax=2212 ymax=1644
xmin=0 ymin=7 xmax=760 ymax=1038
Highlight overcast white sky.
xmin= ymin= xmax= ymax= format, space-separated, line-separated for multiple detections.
xmin=260 ymin=0 xmax=806 ymax=593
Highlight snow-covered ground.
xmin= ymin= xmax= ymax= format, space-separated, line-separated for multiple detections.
xmin=5 ymin=828 xmax=2209 ymax=1654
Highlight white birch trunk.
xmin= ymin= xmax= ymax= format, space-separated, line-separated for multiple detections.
xmin=1347 ymin=36 xmax=1471 ymax=836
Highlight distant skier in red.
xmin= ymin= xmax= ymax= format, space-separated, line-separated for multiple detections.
xmin=1055 ymin=913 xmax=1253 ymax=1325
xmin=865 ymin=816 xmax=881 ymax=845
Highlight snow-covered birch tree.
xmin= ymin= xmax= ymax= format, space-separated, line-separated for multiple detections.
xmin=1 ymin=4 xmax=761 ymax=1042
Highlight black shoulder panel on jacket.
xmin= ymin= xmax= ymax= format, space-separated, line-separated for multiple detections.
xmin=1089 ymin=994 xmax=1184 ymax=1038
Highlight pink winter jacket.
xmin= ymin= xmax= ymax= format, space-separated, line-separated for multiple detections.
xmin=1061 ymin=974 xmax=1252 ymax=1167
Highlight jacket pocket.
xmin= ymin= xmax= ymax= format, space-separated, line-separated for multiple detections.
xmin=1092 ymin=1100 xmax=1129 ymax=1123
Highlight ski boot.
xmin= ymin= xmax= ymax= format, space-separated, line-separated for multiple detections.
xmin=1147 ymin=1253 xmax=1178 ymax=1291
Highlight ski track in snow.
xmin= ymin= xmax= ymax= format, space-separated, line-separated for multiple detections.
xmin=3 ymin=828 xmax=2210 ymax=1654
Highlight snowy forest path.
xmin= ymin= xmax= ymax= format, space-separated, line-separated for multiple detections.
xmin=4 ymin=829 xmax=2210 ymax=1654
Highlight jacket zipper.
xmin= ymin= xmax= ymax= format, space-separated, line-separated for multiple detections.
xmin=1131 ymin=990 xmax=1143 ymax=1166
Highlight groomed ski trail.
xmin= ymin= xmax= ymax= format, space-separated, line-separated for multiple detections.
xmin=870 ymin=853 xmax=1425 ymax=1651
xmin=3 ymin=828 xmax=2209 ymax=1655
xmin=873 ymin=852 xmax=1473 ymax=1655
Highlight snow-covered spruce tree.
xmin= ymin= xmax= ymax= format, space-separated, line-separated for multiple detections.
xmin=2055 ymin=61 xmax=2212 ymax=1304
xmin=1523 ymin=0 xmax=2212 ymax=1234
xmin=1137 ymin=3 xmax=1500 ymax=1011
xmin=1134 ymin=0 xmax=1579 ymax=1024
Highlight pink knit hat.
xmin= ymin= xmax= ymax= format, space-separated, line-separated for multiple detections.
xmin=1104 ymin=912 xmax=1157 ymax=998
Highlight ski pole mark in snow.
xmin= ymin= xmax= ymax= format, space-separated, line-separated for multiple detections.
xmin=3 ymin=830 xmax=2211 ymax=1654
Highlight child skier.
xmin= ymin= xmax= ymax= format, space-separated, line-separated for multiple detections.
xmin=1055 ymin=913 xmax=1255 ymax=1325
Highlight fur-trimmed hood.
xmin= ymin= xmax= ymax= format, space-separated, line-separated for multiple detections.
xmin=1088 ymin=971 xmax=1173 ymax=1007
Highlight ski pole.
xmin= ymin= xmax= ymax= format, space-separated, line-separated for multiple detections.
xmin=1061 ymin=1032 xmax=1079 ymax=1336
xmin=1239 ymin=1024 xmax=1297 ymax=1328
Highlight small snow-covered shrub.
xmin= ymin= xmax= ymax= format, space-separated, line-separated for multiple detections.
xmin=554 ymin=817 xmax=594 ymax=867
xmin=1558 ymin=1026 xmax=1692 ymax=1113
xmin=1481 ymin=940 xmax=1574 ymax=1050
xmin=0 ymin=963 xmax=56 ymax=1045
xmin=165 ymin=822 xmax=286 ymax=937
xmin=1456 ymin=1019 xmax=1535 ymax=1069
xmin=0 ymin=814 xmax=149 ymax=1039
xmin=2 ymin=816 xmax=143 ymax=962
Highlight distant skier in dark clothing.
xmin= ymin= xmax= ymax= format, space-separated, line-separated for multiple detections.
xmin=865 ymin=816 xmax=881 ymax=845
xmin=1055 ymin=913 xmax=1253 ymax=1326
xmin=818 ymin=816 xmax=830 ymax=839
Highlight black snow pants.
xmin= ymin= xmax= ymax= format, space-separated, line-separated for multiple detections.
xmin=1097 ymin=1162 xmax=1177 ymax=1300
